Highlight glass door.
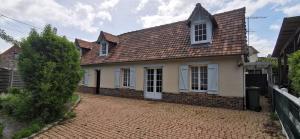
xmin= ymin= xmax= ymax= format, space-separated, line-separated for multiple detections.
xmin=145 ymin=68 xmax=162 ymax=99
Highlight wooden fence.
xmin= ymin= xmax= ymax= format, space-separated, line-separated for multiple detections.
xmin=0 ymin=68 xmax=10 ymax=92
xmin=0 ymin=69 xmax=24 ymax=92
xmin=270 ymin=85 xmax=300 ymax=139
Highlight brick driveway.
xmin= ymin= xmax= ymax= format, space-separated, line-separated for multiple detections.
xmin=35 ymin=93 xmax=279 ymax=139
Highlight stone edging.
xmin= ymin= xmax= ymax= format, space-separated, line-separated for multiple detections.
xmin=26 ymin=94 xmax=81 ymax=139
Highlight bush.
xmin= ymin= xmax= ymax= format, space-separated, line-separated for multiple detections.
xmin=288 ymin=50 xmax=300 ymax=95
xmin=1 ymin=89 xmax=34 ymax=121
xmin=0 ymin=122 xmax=4 ymax=136
xmin=7 ymin=87 xmax=22 ymax=95
xmin=18 ymin=25 xmax=83 ymax=123
xmin=12 ymin=120 xmax=43 ymax=139
xmin=64 ymin=111 xmax=76 ymax=119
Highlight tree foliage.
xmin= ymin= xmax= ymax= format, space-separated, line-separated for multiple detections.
xmin=0 ymin=28 xmax=19 ymax=45
xmin=288 ymin=50 xmax=300 ymax=95
xmin=18 ymin=25 xmax=82 ymax=122
xmin=258 ymin=57 xmax=278 ymax=73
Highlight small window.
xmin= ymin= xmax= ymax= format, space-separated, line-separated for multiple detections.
xmin=100 ymin=41 xmax=108 ymax=56
xmin=122 ymin=68 xmax=130 ymax=87
xmin=194 ymin=23 xmax=207 ymax=42
xmin=83 ymin=70 xmax=88 ymax=85
xmin=190 ymin=66 xmax=208 ymax=91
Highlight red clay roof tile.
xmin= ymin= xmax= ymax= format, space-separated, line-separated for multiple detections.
xmin=79 ymin=7 xmax=246 ymax=65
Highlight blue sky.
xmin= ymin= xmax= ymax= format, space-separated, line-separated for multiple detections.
xmin=0 ymin=0 xmax=300 ymax=56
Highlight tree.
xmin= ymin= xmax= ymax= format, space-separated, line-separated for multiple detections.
xmin=288 ymin=50 xmax=300 ymax=95
xmin=18 ymin=25 xmax=82 ymax=122
xmin=0 ymin=28 xmax=19 ymax=45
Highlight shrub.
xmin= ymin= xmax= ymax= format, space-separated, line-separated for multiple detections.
xmin=18 ymin=25 xmax=83 ymax=123
xmin=0 ymin=122 xmax=4 ymax=136
xmin=12 ymin=120 xmax=43 ymax=139
xmin=7 ymin=87 xmax=22 ymax=95
xmin=288 ymin=50 xmax=300 ymax=95
xmin=64 ymin=111 xmax=76 ymax=119
xmin=1 ymin=89 xmax=34 ymax=121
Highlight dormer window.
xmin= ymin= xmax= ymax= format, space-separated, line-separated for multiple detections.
xmin=194 ymin=23 xmax=207 ymax=42
xmin=191 ymin=21 xmax=212 ymax=44
xmin=100 ymin=41 xmax=108 ymax=56
xmin=188 ymin=3 xmax=216 ymax=45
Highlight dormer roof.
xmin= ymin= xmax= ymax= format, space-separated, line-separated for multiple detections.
xmin=97 ymin=31 xmax=119 ymax=44
xmin=187 ymin=3 xmax=217 ymax=27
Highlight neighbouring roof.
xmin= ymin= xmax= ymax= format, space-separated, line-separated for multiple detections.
xmin=75 ymin=39 xmax=97 ymax=50
xmin=272 ymin=16 xmax=300 ymax=57
xmin=78 ymin=6 xmax=246 ymax=65
xmin=0 ymin=45 xmax=21 ymax=69
xmin=249 ymin=46 xmax=259 ymax=54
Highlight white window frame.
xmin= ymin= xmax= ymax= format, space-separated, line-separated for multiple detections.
xmin=83 ymin=70 xmax=88 ymax=85
xmin=191 ymin=20 xmax=212 ymax=44
xmin=121 ymin=68 xmax=130 ymax=88
xmin=100 ymin=41 xmax=108 ymax=56
xmin=190 ymin=65 xmax=208 ymax=92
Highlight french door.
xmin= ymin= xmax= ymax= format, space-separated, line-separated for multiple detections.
xmin=144 ymin=68 xmax=162 ymax=99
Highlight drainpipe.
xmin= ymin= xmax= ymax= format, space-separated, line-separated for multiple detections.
xmin=240 ymin=55 xmax=246 ymax=110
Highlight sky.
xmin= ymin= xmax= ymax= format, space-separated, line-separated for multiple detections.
xmin=0 ymin=0 xmax=300 ymax=57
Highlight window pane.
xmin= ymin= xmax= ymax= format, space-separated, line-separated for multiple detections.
xmin=200 ymin=66 xmax=208 ymax=90
xmin=122 ymin=69 xmax=130 ymax=87
xmin=156 ymin=69 xmax=162 ymax=93
xmin=191 ymin=67 xmax=199 ymax=90
xmin=203 ymin=35 xmax=207 ymax=40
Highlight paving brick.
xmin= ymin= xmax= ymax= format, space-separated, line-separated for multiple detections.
xmin=35 ymin=93 xmax=280 ymax=139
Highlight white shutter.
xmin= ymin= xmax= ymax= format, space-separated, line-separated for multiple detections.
xmin=179 ymin=65 xmax=189 ymax=92
xmin=130 ymin=67 xmax=136 ymax=89
xmin=114 ymin=68 xmax=120 ymax=88
xmin=208 ymin=64 xmax=219 ymax=94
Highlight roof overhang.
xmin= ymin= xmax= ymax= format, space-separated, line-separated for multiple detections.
xmin=272 ymin=16 xmax=300 ymax=57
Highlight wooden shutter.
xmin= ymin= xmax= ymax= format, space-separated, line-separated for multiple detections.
xmin=130 ymin=67 xmax=136 ymax=89
xmin=179 ymin=65 xmax=189 ymax=92
xmin=208 ymin=64 xmax=219 ymax=94
xmin=114 ymin=68 xmax=120 ymax=88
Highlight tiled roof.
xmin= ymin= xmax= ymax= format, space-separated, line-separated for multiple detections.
xmin=79 ymin=7 xmax=246 ymax=65
xmin=102 ymin=32 xmax=119 ymax=44
xmin=0 ymin=45 xmax=21 ymax=69
xmin=75 ymin=39 xmax=94 ymax=49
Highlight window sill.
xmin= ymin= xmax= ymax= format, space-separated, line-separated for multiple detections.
xmin=190 ymin=42 xmax=211 ymax=47
xmin=190 ymin=90 xmax=207 ymax=93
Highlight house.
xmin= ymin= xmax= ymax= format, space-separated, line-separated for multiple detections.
xmin=248 ymin=46 xmax=259 ymax=62
xmin=0 ymin=45 xmax=24 ymax=91
xmin=272 ymin=16 xmax=300 ymax=88
xmin=76 ymin=3 xmax=247 ymax=110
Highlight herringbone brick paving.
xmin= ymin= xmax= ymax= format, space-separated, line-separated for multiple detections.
xmin=35 ymin=93 xmax=279 ymax=139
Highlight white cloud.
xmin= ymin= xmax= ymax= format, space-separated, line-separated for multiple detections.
xmin=139 ymin=0 xmax=195 ymax=27
xmin=138 ymin=0 xmax=289 ymax=28
xmin=100 ymin=0 xmax=120 ymax=9
xmin=215 ymin=0 xmax=288 ymax=16
xmin=0 ymin=0 xmax=119 ymax=33
xmin=136 ymin=0 xmax=149 ymax=11
xmin=269 ymin=24 xmax=281 ymax=31
xmin=249 ymin=34 xmax=275 ymax=57
xmin=280 ymin=3 xmax=300 ymax=16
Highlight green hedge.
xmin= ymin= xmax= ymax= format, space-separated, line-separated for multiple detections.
xmin=288 ymin=50 xmax=300 ymax=95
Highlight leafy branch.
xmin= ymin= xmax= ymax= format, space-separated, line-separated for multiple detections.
xmin=0 ymin=28 xmax=19 ymax=45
